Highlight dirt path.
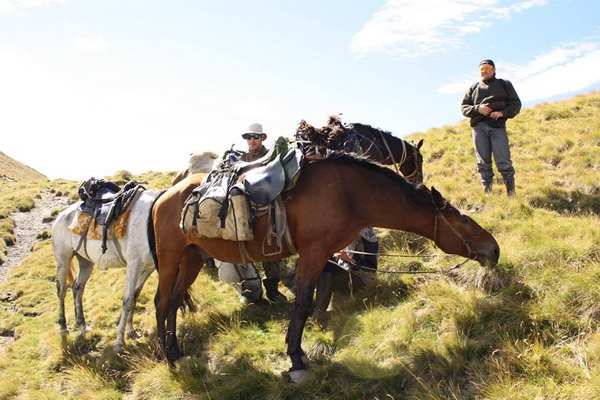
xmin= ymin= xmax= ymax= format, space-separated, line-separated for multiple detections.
xmin=0 ymin=190 xmax=71 ymax=283
xmin=0 ymin=190 xmax=71 ymax=351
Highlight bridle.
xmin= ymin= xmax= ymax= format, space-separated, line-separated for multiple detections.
xmin=433 ymin=201 xmax=484 ymax=263
xmin=400 ymin=144 xmax=423 ymax=184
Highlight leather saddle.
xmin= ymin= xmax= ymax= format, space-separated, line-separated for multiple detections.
xmin=237 ymin=137 xmax=304 ymax=205
xmin=77 ymin=178 xmax=145 ymax=253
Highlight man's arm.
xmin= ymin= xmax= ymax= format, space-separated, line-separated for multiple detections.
xmin=500 ymin=80 xmax=522 ymax=119
xmin=461 ymin=84 xmax=480 ymax=118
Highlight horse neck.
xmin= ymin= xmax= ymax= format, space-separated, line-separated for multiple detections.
xmin=354 ymin=169 xmax=435 ymax=238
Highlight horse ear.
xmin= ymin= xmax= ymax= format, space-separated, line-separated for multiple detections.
xmin=431 ymin=187 xmax=446 ymax=208
xmin=416 ymin=139 xmax=424 ymax=150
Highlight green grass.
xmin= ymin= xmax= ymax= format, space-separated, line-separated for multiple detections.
xmin=0 ymin=92 xmax=599 ymax=398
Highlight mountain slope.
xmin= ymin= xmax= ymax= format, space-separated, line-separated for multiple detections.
xmin=0 ymin=152 xmax=47 ymax=181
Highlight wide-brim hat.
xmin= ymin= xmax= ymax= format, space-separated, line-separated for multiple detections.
xmin=246 ymin=123 xmax=265 ymax=135
xmin=244 ymin=123 xmax=267 ymax=139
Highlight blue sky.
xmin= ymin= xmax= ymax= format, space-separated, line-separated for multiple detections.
xmin=1 ymin=0 xmax=599 ymax=180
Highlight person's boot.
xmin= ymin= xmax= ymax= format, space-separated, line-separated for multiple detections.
xmin=504 ymin=178 xmax=516 ymax=197
xmin=263 ymin=278 xmax=287 ymax=303
xmin=482 ymin=180 xmax=493 ymax=194
xmin=313 ymin=272 xmax=334 ymax=316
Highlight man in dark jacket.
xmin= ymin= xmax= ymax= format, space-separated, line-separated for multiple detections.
xmin=240 ymin=123 xmax=287 ymax=303
xmin=461 ymin=59 xmax=521 ymax=196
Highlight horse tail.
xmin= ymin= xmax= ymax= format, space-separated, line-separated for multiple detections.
xmin=147 ymin=190 xmax=167 ymax=271
xmin=181 ymin=289 xmax=198 ymax=314
xmin=67 ymin=258 xmax=77 ymax=287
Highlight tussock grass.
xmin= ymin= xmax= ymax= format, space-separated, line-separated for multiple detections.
xmin=1 ymin=92 xmax=599 ymax=398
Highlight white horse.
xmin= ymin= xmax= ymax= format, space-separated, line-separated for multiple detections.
xmin=52 ymin=190 xmax=160 ymax=351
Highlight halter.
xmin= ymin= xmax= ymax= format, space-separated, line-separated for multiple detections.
xmin=433 ymin=201 xmax=484 ymax=262
xmin=400 ymin=144 xmax=422 ymax=183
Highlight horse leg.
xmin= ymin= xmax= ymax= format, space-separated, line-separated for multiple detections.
xmin=114 ymin=262 xmax=153 ymax=352
xmin=165 ymin=248 xmax=204 ymax=361
xmin=155 ymin=253 xmax=182 ymax=363
xmin=125 ymin=267 xmax=155 ymax=339
xmin=72 ymin=254 xmax=94 ymax=334
xmin=286 ymin=252 xmax=328 ymax=383
xmin=56 ymin=252 xmax=74 ymax=335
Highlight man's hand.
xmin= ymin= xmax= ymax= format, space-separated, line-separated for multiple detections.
xmin=334 ymin=251 xmax=353 ymax=263
xmin=490 ymin=111 xmax=504 ymax=120
xmin=478 ymin=103 xmax=492 ymax=116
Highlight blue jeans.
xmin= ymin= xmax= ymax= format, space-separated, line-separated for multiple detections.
xmin=472 ymin=122 xmax=515 ymax=184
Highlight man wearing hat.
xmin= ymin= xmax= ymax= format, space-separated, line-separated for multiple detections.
xmin=239 ymin=123 xmax=288 ymax=303
xmin=240 ymin=123 xmax=269 ymax=162
xmin=461 ymin=59 xmax=521 ymax=196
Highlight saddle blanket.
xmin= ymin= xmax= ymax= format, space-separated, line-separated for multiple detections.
xmin=68 ymin=209 xmax=132 ymax=240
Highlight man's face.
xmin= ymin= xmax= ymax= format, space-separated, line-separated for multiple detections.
xmin=245 ymin=134 xmax=265 ymax=151
xmin=479 ymin=63 xmax=495 ymax=80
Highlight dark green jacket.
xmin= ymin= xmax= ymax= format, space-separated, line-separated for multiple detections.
xmin=240 ymin=145 xmax=268 ymax=162
xmin=461 ymin=75 xmax=521 ymax=128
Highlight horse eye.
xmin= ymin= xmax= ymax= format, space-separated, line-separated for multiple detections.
xmin=461 ymin=217 xmax=469 ymax=224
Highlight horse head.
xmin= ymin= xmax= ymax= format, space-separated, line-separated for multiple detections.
xmin=430 ymin=187 xmax=499 ymax=267
xmin=400 ymin=139 xmax=424 ymax=185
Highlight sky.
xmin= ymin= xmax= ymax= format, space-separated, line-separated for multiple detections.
xmin=1 ymin=0 xmax=599 ymax=181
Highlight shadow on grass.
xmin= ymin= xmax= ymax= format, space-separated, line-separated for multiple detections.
xmin=530 ymin=186 xmax=600 ymax=214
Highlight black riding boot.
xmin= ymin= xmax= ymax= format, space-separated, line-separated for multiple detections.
xmin=504 ymin=177 xmax=516 ymax=197
xmin=482 ymin=180 xmax=493 ymax=194
xmin=313 ymin=272 xmax=335 ymax=315
xmin=263 ymin=278 xmax=287 ymax=303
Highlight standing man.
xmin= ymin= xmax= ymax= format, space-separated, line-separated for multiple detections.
xmin=240 ymin=123 xmax=287 ymax=303
xmin=461 ymin=59 xmax=521 ymax=196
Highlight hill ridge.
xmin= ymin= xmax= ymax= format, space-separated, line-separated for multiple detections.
xmin=0 ymin=151 xmax=47 ymax=181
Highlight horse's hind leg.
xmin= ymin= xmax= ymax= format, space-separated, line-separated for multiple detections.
xmin=72 ymin=254 xmax=94 ymax=334
xmin=114 ymin=265 xmax=154 ymax=352
xmin=126 ymin=267 xmax=155 ymax=338
xmin=155 ymin=256 xmax=180 ymax=363
xmin=165 ymin=248 xmax=204 ymax=361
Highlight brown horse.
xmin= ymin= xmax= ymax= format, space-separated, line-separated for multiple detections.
xmin=149 ymin=152 xmax=499 ymax=382
xmin=296 ymin=116 xmax=424 ymax=184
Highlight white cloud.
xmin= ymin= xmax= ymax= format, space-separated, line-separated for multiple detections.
xmin=351 ymin=0 xmax=547 ymax=57
xmin=73 ymin=34 xmax=110 ymax=53
xmin=514 ymin=43 xmax=600 ymax=101
xmin=0 ymin=0 xmax=68 ymax=13
xmin=437 ymin=41 xmax=600 ymax=102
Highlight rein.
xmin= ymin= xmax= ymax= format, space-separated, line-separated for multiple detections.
xmin=338 ymin=203 xmax=485 ymax=276
xmin=336 ymin=250 xmax=467 ymax=275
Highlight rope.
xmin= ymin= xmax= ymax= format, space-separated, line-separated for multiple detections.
xmin=330 ymin=250 xmax=472 ymax=275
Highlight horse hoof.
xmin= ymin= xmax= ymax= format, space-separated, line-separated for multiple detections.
xmin=126 ymin=330 xmax=141 ymax=339
xmin=288 ymin=369 xmax=309 ymax=383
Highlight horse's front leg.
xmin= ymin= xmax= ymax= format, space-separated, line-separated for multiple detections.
xmin=56 ymin=254 xmax=73 ymax=335
xmin=72 ymin=256 xmax=94 ymax=334
xmin=286 ymin=253 xmax=326 ymax=383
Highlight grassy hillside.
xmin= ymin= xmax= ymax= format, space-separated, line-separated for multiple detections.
xmin=0 ymin=152 xmax=47 ymax=182
xmin=0 ymin=92 xmax=599 ymax=399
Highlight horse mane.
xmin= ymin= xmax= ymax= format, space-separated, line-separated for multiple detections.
xmin=296 ymin=115 xmax=355 ymax=152
xmin=306 ymin=151 xmax=434 ymax=210
xmin=349 ymin=122 xmax=400 ymax=143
